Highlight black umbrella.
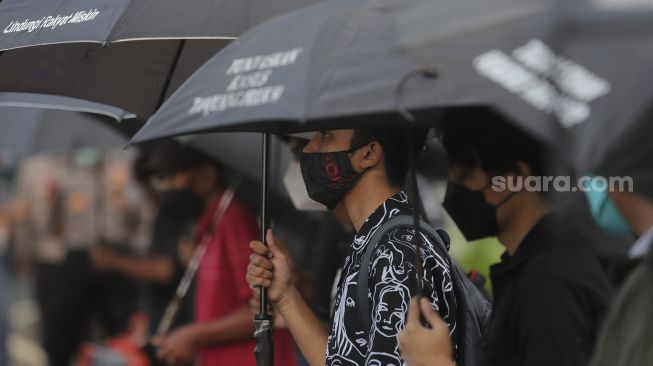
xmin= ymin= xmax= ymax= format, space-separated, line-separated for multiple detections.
xmin=0 ymin=0 xmax=319 ymax=119
xmin=127 ymin=0 xmax=447 ymax=141
xmin=590 ymin=105 xmax=653 ymax=200
xmin=1 ymin=5 xmax=319 ymax=359
xmin=394 ymin=0 xmax=653 ymax=169
xmin=0 ymin=92 xmax=134 ymax=158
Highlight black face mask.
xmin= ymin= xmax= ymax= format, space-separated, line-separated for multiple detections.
xmin=158 ymin=189 xmax=204 ymax=220
xmin=299 ymin=146 xmax=365 ymax=210
xmin=442 ymin=181 xmax=514 ymax=241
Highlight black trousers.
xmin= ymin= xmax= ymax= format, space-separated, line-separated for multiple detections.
xmin=35 ymin=250 xmax=94 ymax=366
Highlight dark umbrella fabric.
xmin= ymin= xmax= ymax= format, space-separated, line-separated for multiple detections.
xmin=0 ymin=40 xmax=229 ymax=119
xmin=394 ymin=0 xmax=653 ymax=168
xmin=178 ymin=132 xmax=292 ymax=187
xmin=593 ymin=106 xmax=653 ymax=201
xmin=129 ymin=0 xmax=449 ymax=144
xmin=0 ymin=95 xmax=129 ymax=157
xmin=0 ymin=0 xmax=319 ymax=119
xmin=0 ymin=0 xmax=319 ymax=50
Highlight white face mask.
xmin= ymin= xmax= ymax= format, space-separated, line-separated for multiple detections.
xmin=283 ymin=160 xmax=326 ymax=211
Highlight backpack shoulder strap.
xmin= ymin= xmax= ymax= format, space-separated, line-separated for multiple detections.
xmin=357 ymin=218 xmax=396 ymax=331
xmin=356 ymin=214 xmax=449 ymax=331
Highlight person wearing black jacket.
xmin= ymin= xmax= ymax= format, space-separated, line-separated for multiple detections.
xmin=91 ymin=147 xmax=200 ymax=337
xmin=400 ymin=108 xmax=613 ymax=366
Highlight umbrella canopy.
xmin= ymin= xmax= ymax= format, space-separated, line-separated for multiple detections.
xmin=592 ymin=106 xmax=653 ymax=200
xmin=129 ymin=0 xmax=448 ymax=144
xmin=0 ymin=93 xmax=130 ymax=158
xmin=177 ymin=132 xmax=293 ymax=190
xmin=394 ymin=0 xmax=653 ymax=168
xmin=0 ymin=0 xmax=319 ymax=118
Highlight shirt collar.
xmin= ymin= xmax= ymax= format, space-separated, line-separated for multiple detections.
xmin=491 ymin=212 xmax=561 ymax=275
xmin=351 ymin=191 xmax=411 ymax=252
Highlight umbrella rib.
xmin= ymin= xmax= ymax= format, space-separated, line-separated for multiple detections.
xmin=110 ymin=36 xmax=238 ymax=43
xmin=0 ymin=40 xmax=105 ymax=52
xmin=0 ymin=101 xmax=132 ymax=121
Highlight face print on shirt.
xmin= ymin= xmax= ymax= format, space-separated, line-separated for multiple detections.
xmin=374 ymin=284 xmax=410 ymax=337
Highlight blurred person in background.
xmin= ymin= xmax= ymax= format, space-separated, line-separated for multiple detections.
xmin=91 ymin=146 xmax=196 ymax=345
xmin=399 ymin=108 xmax=613 ymax=366
xmin=12 ymin=149 xmax=148 ymax=366
xmin=584 ymin=112 xmax=653 ymax=366
xmin=12 ymin=152 xmax=70 ymax=366
xmin=145 ymin=141 xmax=297 ymax=366
xmin=78 ymin=272 xmax=150 ymax=366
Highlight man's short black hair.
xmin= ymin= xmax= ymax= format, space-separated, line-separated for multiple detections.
xmin=437 ymin=107 xmax=546 ymax=176
xmin=146 ymin=139 xmax=219 ymax=178
xmin=350 ymin=127 xmax=428 ymax=187
xmin=95 ymin=271 xmax=140 ymax=337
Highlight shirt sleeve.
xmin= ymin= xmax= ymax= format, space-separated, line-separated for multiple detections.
xmin=364 ymin=229 xmax=456 ymax=366
xmin=515 ymin=271 xmax=594 ymax=366
xmin=218 ymin=203 xmax=259 ymax=304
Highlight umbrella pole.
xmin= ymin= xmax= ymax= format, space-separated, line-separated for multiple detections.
xmin=396 ymin=69 xmax=436 ymax=300
xmin=254 ymin=132 xmax=274 ymax=366
xmin=406 ymin=128 xmax=424 ymax=296
xmin=155 ymin=40 xmax=187 ymax=109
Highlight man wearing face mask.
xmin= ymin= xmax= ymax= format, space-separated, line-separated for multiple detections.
xmin=582 ymin=118 xmax=653 ymax=366
xmin=399 ymin=109 xmax=612 ymax=366
xmin=247 ymin=128 xmax=462 ymax=366
xmin=91 ymin=147 xmax=200 ymax=341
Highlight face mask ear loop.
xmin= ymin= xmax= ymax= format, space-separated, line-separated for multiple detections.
xmin=496 ymin=190 xmax=518 ymax=208
xmin=486 ymin=173 xmax=519 ymax=209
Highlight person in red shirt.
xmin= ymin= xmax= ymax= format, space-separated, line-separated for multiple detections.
xmin=149 ymin=141 xmax=296 ymax=366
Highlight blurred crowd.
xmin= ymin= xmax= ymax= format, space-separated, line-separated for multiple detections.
xmin=0 ymin=138 xmax=387 ymax=366
xmin=0 ymin=115 xmax=650 ymax=366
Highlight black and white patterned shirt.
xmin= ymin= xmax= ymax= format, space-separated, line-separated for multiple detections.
xmin=326 ymin=191 xmax=458 ymax=366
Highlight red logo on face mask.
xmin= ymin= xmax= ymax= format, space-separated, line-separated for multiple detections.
xmin=324 ymin=156 xmax=343 ymax=188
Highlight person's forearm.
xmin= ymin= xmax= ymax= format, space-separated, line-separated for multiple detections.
xmin=191 ymin=305 xmax=254 ymax=347
xmin=112 ymin=255 xmax=174 ymax=284
xmin=276 ymin=287 xmax=328 ymax=366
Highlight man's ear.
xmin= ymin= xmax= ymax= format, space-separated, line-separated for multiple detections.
xmin=514 ymin=160 xmax=533 ymax=178
xmin=358 ymin=141 xmax=382 ymax=170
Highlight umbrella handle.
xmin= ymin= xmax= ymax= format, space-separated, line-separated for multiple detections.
xmin=254 ymin=314 xmax=274 ymax=366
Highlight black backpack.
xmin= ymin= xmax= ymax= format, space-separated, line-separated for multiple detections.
xmin=357 ymin=215 xmax=492 ymax=366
